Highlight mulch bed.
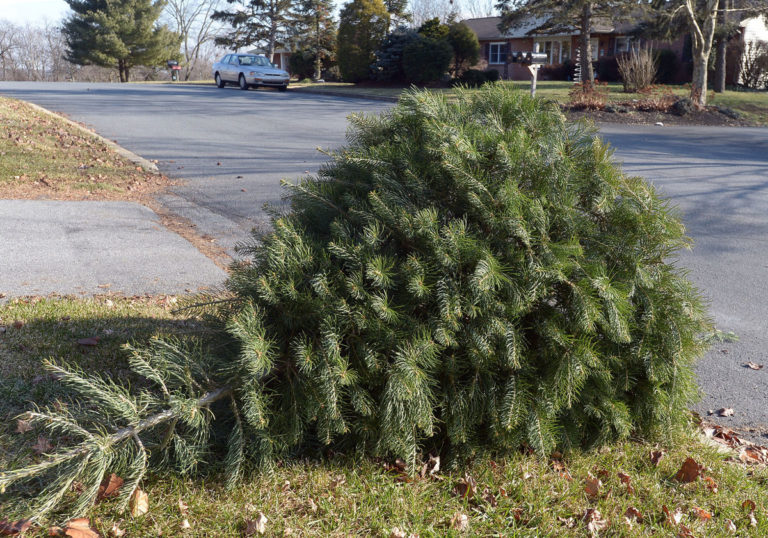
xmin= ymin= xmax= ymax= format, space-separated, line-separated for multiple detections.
xmin=564 ymin=106 xmax=753 ymax=127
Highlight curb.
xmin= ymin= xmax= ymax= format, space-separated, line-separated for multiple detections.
xmin=24 ymin=101 xmax=160 ymax=174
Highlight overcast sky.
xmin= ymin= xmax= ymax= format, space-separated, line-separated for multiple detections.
xmin=0 ymin=0 xmax=71 ymax=25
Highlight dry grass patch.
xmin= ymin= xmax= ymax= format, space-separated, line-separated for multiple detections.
xmin=1 ymin=297 xmax=767 ymax=536
xmin=0 ymin=97 xmax=173 ymax=200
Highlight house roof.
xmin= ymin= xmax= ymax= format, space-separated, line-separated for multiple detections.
xmin=461 ymin=16 xmax=635 ymax=40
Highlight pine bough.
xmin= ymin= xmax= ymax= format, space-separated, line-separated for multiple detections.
xmin=0 ymin=85 xmax=709 ymax=521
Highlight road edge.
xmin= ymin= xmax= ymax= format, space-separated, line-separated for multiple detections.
xmin=23 ymin=101 xmax=160 ymax=174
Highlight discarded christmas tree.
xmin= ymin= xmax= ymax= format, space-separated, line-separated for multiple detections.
xmin=0 ymin=85 xmax=709 ymax=522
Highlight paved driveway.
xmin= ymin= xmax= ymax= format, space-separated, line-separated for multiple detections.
xmin=0 ymin=82 xmax=388 ymax=254
xmin=1 ymin=82 xmax=767 ymax=439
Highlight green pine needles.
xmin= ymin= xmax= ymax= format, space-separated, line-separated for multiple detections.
xmin=1 ymin=85 xmax=710 ymax=521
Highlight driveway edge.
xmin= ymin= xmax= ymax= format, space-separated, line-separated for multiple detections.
xmin=24 ymin=101 xmax=160 ymax=174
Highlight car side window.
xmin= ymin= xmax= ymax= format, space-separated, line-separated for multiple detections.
xmin=229 ymin=56 xmax=239 ymax=65
xmin=221 ymin=55 xmax=230 ymax=64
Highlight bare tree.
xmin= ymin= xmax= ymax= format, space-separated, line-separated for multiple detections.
xmin=458 ymin=0 xmax=497 ymax=18
xmin=0 ymin=20 xmax=18 ymax=80
xmin=165 ymin=0 xmax=224 ymax=80
xmin=409 ymin=0 xmax=459 ymax=26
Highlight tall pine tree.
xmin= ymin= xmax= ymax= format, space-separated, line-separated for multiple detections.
xmin=287 ymin=0 xmax=336 ymax=79
xmin=63 ymin=0 xmax=180 ymax=82
xmin=213 ymin=0 xmax=293 ymax=60
xmin=337 ymin=0 xmax=389 ymax=82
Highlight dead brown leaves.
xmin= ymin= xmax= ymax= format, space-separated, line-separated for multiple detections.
xmin=745 ymin=361 xmax=764 ymax=370
xmin=0 ymin=519 xmax=32 ymax=536
xmin=97 ymin=474 xmax=124 ymax=501
xmin=243 ymin=513 xmax=268 ymax=536
xmin=674 ymin=457 xmax=704 ymax=483
xmin=129 ymin=488 xmax=149 ymax=517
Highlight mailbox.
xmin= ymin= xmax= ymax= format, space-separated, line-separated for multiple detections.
xmin=166 ymin=60 xmax=182 ymax=81
xmin=509 ymin=51 xmax=548 ymax=97
xmin=510 ymin=52 xmax=548 ymax=66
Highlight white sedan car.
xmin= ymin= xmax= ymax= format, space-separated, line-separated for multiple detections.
xmin=213 ymin=53 xmax=290 ymax=91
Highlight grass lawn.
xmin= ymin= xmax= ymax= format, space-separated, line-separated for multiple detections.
xmin=289 ymin=81 xmax=768 ymax=125
xmin=1 ymin=297 xmax=767 ymax=536
xmin=0 ymin=97 xmax=170 ymax=200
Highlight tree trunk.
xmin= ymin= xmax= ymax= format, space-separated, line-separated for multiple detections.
xmin=684 ymin=0 xmax=718 ymax=105
xmin=580 ymin=2 xmax=594 ymax=91
xmin=713 ymin=0 xmax=727 ymax=92
xmin=314 ymin=10 xmax=322 ymax=80
xmin=691 ymin=52 xmax=708 ymax=103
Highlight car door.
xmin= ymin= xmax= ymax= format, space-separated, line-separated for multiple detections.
xmin=216 ymin=55 xmax=230 ymax=80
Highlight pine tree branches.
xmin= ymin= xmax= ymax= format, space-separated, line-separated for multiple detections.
xmin=1 ymin=85 xmax=710 ymax=522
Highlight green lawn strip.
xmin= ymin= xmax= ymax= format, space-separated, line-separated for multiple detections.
xmin=290 ymin=81 xmax=767 ymax=124
xmin=1 ymin=297 xmax=766 ymax=536
xmin=0 ymin=97 xmax=167 ymax=199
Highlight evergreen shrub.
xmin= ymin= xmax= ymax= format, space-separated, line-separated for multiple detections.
xmin=454 ymin=68 xmax=499 ymax=87
xmin=402 ymin=36 xmax=453 ymax=84
xmin=1 ymin=85 xmax=709 ymax=521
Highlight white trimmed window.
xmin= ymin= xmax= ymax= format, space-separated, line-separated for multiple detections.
xmin=489 ymin=42 xmax=506 ymax=64
xmin=534 ymin=39 xmax=572 ymax=64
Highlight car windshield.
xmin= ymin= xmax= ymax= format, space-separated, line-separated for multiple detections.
xmin=237 ymin=55 xmax=270 ymax=67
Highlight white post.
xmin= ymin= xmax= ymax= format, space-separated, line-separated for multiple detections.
xmin=527 ymin=65 xmax=540 ymax=97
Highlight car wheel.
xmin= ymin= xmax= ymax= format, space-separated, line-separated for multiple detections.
xmin=215 ymin=73 xmax=225 ymax=88
xmin=278 ymin=85 xmax=288 ymax=92
xmin=238 ymin=74 xmax=249 ymax=90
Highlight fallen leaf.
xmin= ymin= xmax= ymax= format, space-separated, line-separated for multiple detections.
xmin=557 ymin=516 xmax=576 ymax=528
xmin=12 ymin=320 xmax=24 ymax=329
xmin=76 ymin=337 xmax=100 ymax=346
xmin=617 ymin=472 xmax=634 ymax=494
xmin=743 ymin=500 xmax=758 ymax=526
xmin=32 ymin=435 xmax=53 ymax=454
xmin=389 ymin=529 xmax=406 ymax=538
xmin=129 ymin=488 xmax=149 ymax=517
xmin=419 ymin=454 xmax=440 ymax=478
xmin=678 ymin=524 xmax=694 ymax=537
xmin=624 ymin=506 xmax=643 ymax=524
xmin=584 ymin=474 xmax=602 ymax=498
xmin=108 ymin=522 xmax=125 ymax=537
xmin=717 ymin=408 xmax=735 ymax=417
xmin=15 ymin=419 xmax=32 ymax=434
xmin=739 ymin=446 xmax=768 ymax=464
xmin=452 ymin=474 xmax=477 ymax=500
xmin=449 ymin=513 xmax=469 ymax=532
xmin=244 ymin=513 xmax=268 ymax=536
xmin=745 ymin=362 xmax=764 ymax=370
xmin=481 ymin=487 xmax=497 ymax=507
xmin=582 ymin=508 xmax=608 ymax=535
xmin=650 ymin=450 xmax=665 ymax=466
xmin=306 ymin=498 xmax=318 ymax=513
xmin=48 ymin=526 xmax=64 ymax=535
xmin=674 ymin=457 xmax=703 ymax=483
xmin=692 ymin=506 xmax=712 ymax=521
xmin=703 ymin=475 xmax=719 ymax=493
xmin=725 ymin=519 xmax=737 ymax=533
xmin=97 ymin=473 xmax=124 ymax=501
xmin=180 ymin=519 xmax=191 ymax=530
xmin=663 ymin=505 xmax=683 ymax=526
xmin=63 ymin=518 xmax=98 ymax=538
xmin=0 ymin=519 xmax=32 ymax=536
xmin=178 ymin=499 xmax=189 ymax=514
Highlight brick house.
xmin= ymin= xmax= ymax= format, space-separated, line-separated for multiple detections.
xmin=461 ymin=16 xmax=686 ymax=82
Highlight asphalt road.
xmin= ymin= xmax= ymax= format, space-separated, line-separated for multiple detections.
xmin=1 ymin=82 xmax=766 ymax=440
